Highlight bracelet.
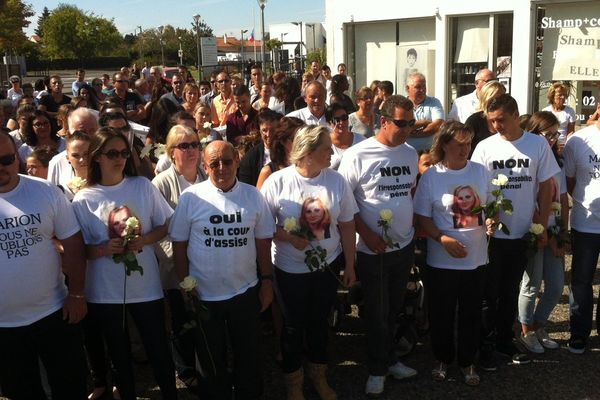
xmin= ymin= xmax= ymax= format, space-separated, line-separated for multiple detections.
xmin=260 ymin=274 xmax=274 ymax=281
xmin=68 ymin=293 xmax=85 ymax=299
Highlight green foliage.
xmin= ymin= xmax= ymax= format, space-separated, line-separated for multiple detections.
xmin=34 ymin=6 xmax=50 ymax=37
xmin=41 ymin=4 xmax=122 ymax=60
xmin=265 ymin=38 xmax=282 ymax=51
xmin=0 ymin=0 xmax=34 ymax=53
xmin=306 ymin=49 xmax=326 ymax=69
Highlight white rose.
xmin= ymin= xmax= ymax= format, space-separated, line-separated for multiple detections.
xmin=529 ymin=223 xmax=545 ymax=235
xmin=140 ymin=144 xmax=153 ymax=159
xmin=379 ymin=209 xmax=393 ymax=223
xmin=154 ymin=144 xmax=167 ymax=157
xmin=125 ymin=217 xmax=139 ymax=230
xmin=283 ymin=217 xmax=298 ymax=232
xmin=179 ymin=276 xmax=198 ymax=292
xmin=70 ymin=177 xmax=87 ymax=190
xmin=492 ymin=174 xmax=509 ymax=186
xmin=203 ymin=122 xmax=213 ymax=129
xmin=551 ymin=202 xmax=561 ymax=213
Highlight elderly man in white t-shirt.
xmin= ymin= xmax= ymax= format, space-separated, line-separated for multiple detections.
xmin=287 ymin=81 xmax=328 ymax=126
xmin=0 ymin=131 xmax=88 ymax=399
xmin=170 ymin=140 xmax=275 ymax=399
xmin=448 ymin=68 xmax=497 ymax=123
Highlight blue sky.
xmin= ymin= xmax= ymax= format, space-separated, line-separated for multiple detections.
xmin=27 ymin=0 xmax=325 ymax=38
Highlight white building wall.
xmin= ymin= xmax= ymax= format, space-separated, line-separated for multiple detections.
xmin=269 ymin=22 xmax=326 ymax=64
xmin=325 ymin=0 xmax=536 ymax=113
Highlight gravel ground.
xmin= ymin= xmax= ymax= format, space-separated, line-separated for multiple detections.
xmin=129 ymin=254 xmax=599 ymax=400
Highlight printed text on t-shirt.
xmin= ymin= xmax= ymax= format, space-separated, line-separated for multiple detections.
xmin=202 ymin=211 xmax=251 ymax=248
xmin=0 ymin=214 xmax=43 ymax=259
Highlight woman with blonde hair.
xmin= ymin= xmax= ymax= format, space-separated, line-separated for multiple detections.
xmin=542 ymin=82 xmax=575 ymax=148
xmin=182 ymin=83 xmax=201 ymax=114
xmin=465 ymin=81 xmax=506 ymax=154
xmin=261 ymin=125 xmax=358 ymax=399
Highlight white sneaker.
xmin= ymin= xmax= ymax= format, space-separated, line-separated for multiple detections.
xmin=365 ymin=375 xmax=385 ymax=397
xmin=388 ymin=361 xmax=417 ymax=380
xmin=536 ymin=328 xmax=559 ymax=349
xmin=519 ymin=331 xmax=544 ymax=354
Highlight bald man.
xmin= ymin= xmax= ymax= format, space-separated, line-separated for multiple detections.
xmin=170 ymin=141 xmax=275 ymax=399
xmin=448 ymin=68 xmax=497 ymax=123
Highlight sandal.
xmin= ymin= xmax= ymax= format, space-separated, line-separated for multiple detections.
xmin=461 ymin=365 xmax=480 ymax=387
xmin=431 ymin=362 xmax=447 ymax=382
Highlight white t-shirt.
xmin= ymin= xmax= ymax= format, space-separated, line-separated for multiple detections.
xmin=48 ymin=151 xmax=75 ymax=200
xmin=471 ymin=132 xmax=560 ymax=239
xmin=563 ymin=124 xmax=600 ymax=233
xmin=330 ymin=133 xmax=365 ymax=170
xmin=542 ymin=105 xmax=576 ymax=145
xmin=544 ymin=169 xmax=567 ymax=227
xmin=9 ymin=129 xmax=25 ymax=149
xmin=72 ymin=176 xmax=173 ymax=304
xmin=338 ymin=138 xmax=418 ymax=254
xmin=0 ymin=175 xmax=81 ymax=327
xmin=260 ymin=166 xmax=358 ymax=274
xmin=169 ymin=180 xmax=275 ymax=300
xmin=414 ymin=162 xmax=490 ymax=270
xmin=286 ymin=107 xmax=328 ymax=126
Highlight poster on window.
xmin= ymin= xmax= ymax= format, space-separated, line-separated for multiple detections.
xmin=396 ymin=44 xmax=435 ymax=96
xmin=540 ymin=3 xmax=600 ymax=81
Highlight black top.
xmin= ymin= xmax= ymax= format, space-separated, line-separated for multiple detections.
xmin=465 ymin=111 xmax=493 ymax=158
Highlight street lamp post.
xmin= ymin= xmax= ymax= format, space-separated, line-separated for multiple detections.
xmin=257 ymin=0 xmax=267 ymax=69
xmin=306 ymin=23 xmax=316 ymax=52
xmin=157 ymin=25 xmax=165 ymax=66
xmin=137 ymin=26 xmax=142 ymax=59
xmin=241 ymin=29 xmax=248 ymax=64
xmin=192 ymin=14 xmax=202 ymax=78
xmin=280 ymin=32 xmax=288 ymax=70
xmin=178 ymin=36 xmax=183 ymax=65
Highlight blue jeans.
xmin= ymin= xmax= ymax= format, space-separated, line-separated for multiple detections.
xmin=569 ymin=229 xmax=600 ymax=340
xmin=357 ymin=243 xmax=414 ymax=376
xmin=518 ymin=246 xmax=565 ymax=326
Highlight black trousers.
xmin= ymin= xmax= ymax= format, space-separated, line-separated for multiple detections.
xmin=195 ymin=285 xmax=262 ymax=400
xmin=426 ymin=265 xmax=485 ymax=367
xmin=0 ymin=309 xmax=88 ymax=400
xmin=482 ymin=237 xmax=527 ymax=347
xmin=88 ymin=299 xmax=177 ymax=400
xmin=275 ymin=254 xmax=342 ymax=373
xmin=357 ymin=244 xmax=414 ymax=376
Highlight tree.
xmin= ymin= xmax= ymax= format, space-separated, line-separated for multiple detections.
xmin=34 ymin=6 xmax=50 ymax=37
xmin=0 ymin=0 xmax=35 ymax=53
xmin=40 ymin=4 xmax=122 ymax=60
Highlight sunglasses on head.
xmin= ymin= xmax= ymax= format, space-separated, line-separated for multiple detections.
xmin=208 ymin=158 xmax=234 ymax=169
xmin=102 ymin=149 xmax=131 ymax=160
xmin=173 ymin=141 xmax=200 ymax=150
xmin=332 ymin=114 xmax=349 ymax=123
xmin=388 ymin=118 xmax=416 ymax=128
xmin=0 ymin=153 xmax=16 ymax=166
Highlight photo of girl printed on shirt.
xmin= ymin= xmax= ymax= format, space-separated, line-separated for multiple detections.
xmin=299 ymin=196 xmax=331 ymax=240
xmin=108 ymin=205 xmax=141 ymax=239
xmin=451 ymin=185 xmax=483 ymax=229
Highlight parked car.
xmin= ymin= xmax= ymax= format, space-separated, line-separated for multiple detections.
xmin=162 ymin=67 xmax=179 ymax=83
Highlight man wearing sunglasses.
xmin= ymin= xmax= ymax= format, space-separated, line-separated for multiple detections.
xmin=170 ymin=140 xmax=275 ymax=399
xmin=0 ymin=131 xmax=89 ymax=399
xmin=448 ymin=68 xmax=497 ymax=123
xmin=339 ymin=95 xmax=419 ymax=396
xmin=161 ymin=73 xmax=185 ymax=107
xmin=405 ymin=72 xmax=445 ymax=151
xmin=107 ymin=72 xmax=145 ymax=122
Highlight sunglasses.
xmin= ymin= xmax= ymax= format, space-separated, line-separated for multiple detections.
xmin=208 ymin=158 xmax=234 ymax=169
xmin=217 ymin=79 xmax=231 ymax=84
xmin=542 ymin=130 xmax=560 ymax=141
xmin=102 ymin=149 xmax=131 ymax=159
xmin=33 ymin=121 xmax=50 ymax=128
xmin=115 ymin=80 xmax=128 ymax=84
xmin=0 ymin=153 xmax=16 ymax=166
xmin=388 ymin=118 xmax=416 ymax=128
xmin=173 ymin=141 xmax=200 ymax=151
xmin=332 ymin=114 xmax=349 ymax=123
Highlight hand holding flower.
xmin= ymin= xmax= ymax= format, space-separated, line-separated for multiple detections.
xmin=126 ymin=235 xmax=146 ymax=252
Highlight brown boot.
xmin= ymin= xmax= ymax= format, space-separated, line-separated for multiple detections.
xmin=284 ymin=368 xmax=305 ymax=400
xmin=307 ymin=362 xmax=337 ymax=400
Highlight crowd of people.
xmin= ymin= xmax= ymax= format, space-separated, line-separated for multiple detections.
xmin=1 ymin=61 xmax=599 ymax=400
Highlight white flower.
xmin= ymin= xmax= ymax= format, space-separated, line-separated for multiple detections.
xmin=283 ymin=217 xmax=298 ymax=233
xmin=529 ymin=223 xmax=545 ymax=235
xmin=70 ymin=177 xmax=87 ymax=190
xmin=504 ymin=209 xmax=513 ymax=216
xmin=179 ymin=275 xmax=198 ymax=292
xmin=491 ymin=174 xmax=509 ymax=187
xmin=140 ymin=144 xmax=153 ymax=159
xmin=379 ymin=209 xmax=393 ymax=223
xmin=203 ymin=122 xmax=212 ymax=129
xmin=125 ymin=217 xmax=139 ymax=231
xmin=551 ymin=202 xmax=561 ymax=213
xmin=154 ymin=144 xmax=167 ymax=157
xmin=441 ymin=194 xmax=455 ymax=207
xmin=200 ymin=136 xmax=211 ymax=145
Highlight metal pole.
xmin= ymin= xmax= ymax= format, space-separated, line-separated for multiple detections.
xmin=157 ymin=26 xmax=164 ymax=66
xmin=299 ymin=22 xmax=304 ymax=70
xmin=260 ymin=6 xmax=266 ymax=67
xmin=193 ymin=15 xmax=202 ymax=80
